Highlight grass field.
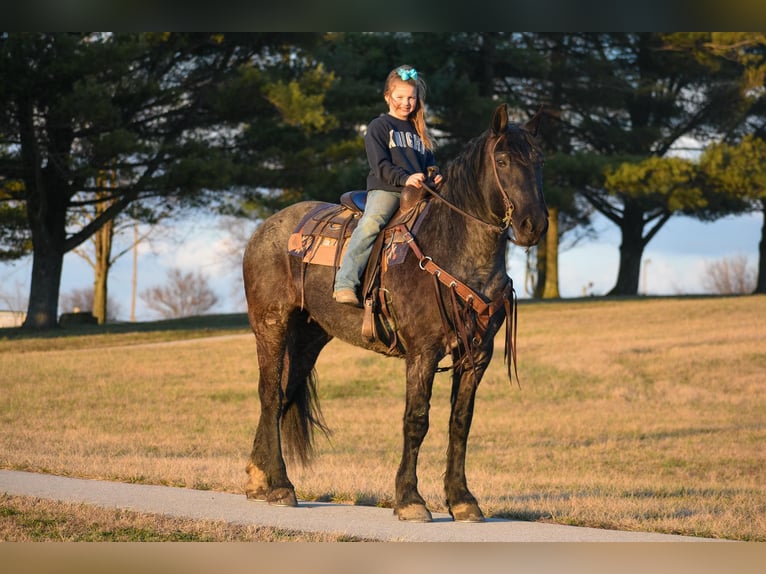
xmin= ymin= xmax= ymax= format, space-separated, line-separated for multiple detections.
xmin=1 ymin=296 xmax=764 ymax=540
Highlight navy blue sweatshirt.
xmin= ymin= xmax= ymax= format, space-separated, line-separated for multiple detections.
xmin=364 ymin=114 xmax=436 ymax=192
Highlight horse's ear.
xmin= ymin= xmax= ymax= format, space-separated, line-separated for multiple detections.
xmin=491 ymin=104 xmax=509 ymax=135
xmin=525 ymin=106 xmax=544 ymax=137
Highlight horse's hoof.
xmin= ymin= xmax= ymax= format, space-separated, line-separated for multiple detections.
xmin=449 ymin=502 xmax=485 ymax=522
xmin=266 ymin=487 xmax=298 ymax=507
xmin=245 ymin=488 xmax=268 ymax=502
xmin=394 ymin=504 xmax=433 ymax=522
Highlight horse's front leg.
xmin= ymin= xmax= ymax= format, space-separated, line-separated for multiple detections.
xmin=393 ymin=351 xmax=438 ymax=522
xmin=444 ymin=347 xmax=492 ymax=522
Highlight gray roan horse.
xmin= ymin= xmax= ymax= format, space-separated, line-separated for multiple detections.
xmin=242 ymin=104 xmax=548 ymax=522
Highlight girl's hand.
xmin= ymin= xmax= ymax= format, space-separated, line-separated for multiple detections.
xmin=405 ymin=173 xmax=426 ymax=188
xmin=433 ymin=174 xmax=444 ymax=189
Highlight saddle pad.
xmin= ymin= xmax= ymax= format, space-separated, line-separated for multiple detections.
xmin=288 ymin=203 xmax=359 ymax=267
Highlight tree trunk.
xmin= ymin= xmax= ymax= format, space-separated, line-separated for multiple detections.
xmin=18 ymin=90 xmax=71 ymax=330
xmin=533 ymin=238 xmax=546 ymax=298
xmin=20 ymin=121 xmax=68 ymax=328
xmin=131 ymin=222 xmax=138 ymax=322
xmin=92 ymin=190 xmax=115 ymax=324
xmin=92 ymin=220 xmax=113 ymax=324
xmin=608 ymin=202 xmax=646 ymax=296
xmin=541 ymin=206 xmax=561 ymax=298
xmin=23 ymin=210 xmax=67 ymax=329
xmin=755 ymin=201 xmax=766 ymax=294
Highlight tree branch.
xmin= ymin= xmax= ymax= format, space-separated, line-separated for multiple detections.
xmin=643 ymin=210 xmax=673 ymax=245
xmin=580 ymin=186 xmax=624 ymax=225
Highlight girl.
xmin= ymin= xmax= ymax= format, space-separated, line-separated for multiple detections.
xmin=333 ymin=65 xmax=443 ymax=306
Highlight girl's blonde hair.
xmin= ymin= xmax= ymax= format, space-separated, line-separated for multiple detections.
xmin=384 ymin=65 xmax=434 ymax=151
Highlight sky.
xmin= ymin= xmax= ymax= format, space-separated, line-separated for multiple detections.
xmin=0 ymin=209 xmax=762 ymax=322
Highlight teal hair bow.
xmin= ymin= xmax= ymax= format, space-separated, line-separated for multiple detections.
xmin=397 ymin=67 xmax=418 ymax=81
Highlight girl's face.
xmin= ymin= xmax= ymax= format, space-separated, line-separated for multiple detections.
xmin=385 ymin=80 xmax=418 ymax=121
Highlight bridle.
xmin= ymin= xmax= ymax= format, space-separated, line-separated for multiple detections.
xmin=422 ymin=134 xmax=517 ymax=235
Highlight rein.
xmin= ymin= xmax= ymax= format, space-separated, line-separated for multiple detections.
xmin=422 ymin=135 xmax=516 ymax=235
xmin=423 ymin=185 xmax=505 ymax=234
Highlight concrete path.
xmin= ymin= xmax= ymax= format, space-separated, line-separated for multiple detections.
xmin=0 ymin=470 xmax=720 ymax=542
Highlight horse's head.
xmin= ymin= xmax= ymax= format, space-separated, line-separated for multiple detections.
xmin=487 ymin=104 xmax=549 ymax=247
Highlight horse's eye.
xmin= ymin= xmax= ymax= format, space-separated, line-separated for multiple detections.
xmin=496 ymin=158 xmax=507 ymax=167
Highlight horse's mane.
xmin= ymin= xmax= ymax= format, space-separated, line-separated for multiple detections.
xmin=441 ymin=123 xmax=542 ymax=202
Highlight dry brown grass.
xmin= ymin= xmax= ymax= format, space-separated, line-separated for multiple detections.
xmin=0 ymin=494 xmax=359 ymax=541
xmin=1 ymin=296 xmax=764 ymax=540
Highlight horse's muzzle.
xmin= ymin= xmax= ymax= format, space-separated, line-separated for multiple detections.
xmin=508 ymin=213 xmax=548 ymax=247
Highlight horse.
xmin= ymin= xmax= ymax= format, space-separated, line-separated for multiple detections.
xmin=242 ymin=104 xmax=548 ymax=523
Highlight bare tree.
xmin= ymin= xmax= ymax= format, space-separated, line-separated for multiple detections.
xmin=140 ymin=268 xmax=219 ymax=319
xmin=701 ymin=255 xmax=757 ymax=295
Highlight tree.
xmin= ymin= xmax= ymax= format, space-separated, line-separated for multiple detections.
xmin=595 ymin=155 xmax=708 ymax=294
xmin=0 ymin=32 xmax=323 ymax=329
xmin=140 ymin=267 xmax=219 ymax=319
xmin=662 ymin=33 xmax=766 ymax=138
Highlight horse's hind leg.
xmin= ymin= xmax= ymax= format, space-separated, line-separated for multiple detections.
xmin=245 ymin=310 xmax=330 ymax=505
xmin=245 ymin=311 xmax=295 ymax=505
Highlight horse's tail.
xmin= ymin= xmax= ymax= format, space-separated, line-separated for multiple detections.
xmin=280 ymin=367 xmax=331 ymax=466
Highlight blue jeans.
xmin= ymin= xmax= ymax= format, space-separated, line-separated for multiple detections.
xmin=334 ymin=189 xmax=401 ymax=292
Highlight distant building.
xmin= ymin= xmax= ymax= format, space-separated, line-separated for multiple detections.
xmin=0 ymin=310 xmax=26 ymax=328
